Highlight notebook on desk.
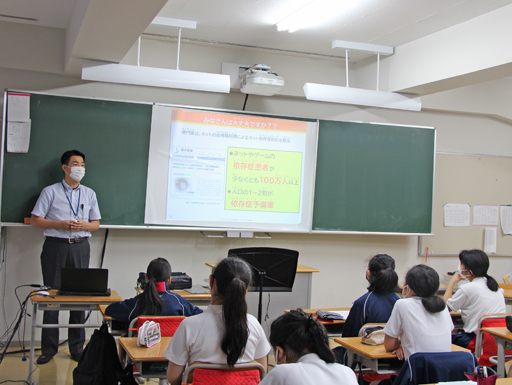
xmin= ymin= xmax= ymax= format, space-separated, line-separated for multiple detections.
xmin=58 ymin=267 xmax=111 ymax=296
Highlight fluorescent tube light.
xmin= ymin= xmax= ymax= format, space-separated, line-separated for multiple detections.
xmin=150 ymin=17 xmax=196 ymax=29
xmin=82 ymin=60 xmax=231 ymax=93
xmin=332 ymin=40 xmax=393 ymax=55
xmin=303 ymin=83 xmax=421 ymax=111
xmin=276 ymin=0 xmax=357 ymax=33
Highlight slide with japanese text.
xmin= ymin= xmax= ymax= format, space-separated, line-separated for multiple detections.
xmin=145 ymin=106 xmax=317 ymax=232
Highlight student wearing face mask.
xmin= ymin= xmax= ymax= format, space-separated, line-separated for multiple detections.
xmin=444 ymin=249 xmax=505 ymax=348
xmin=31 ymin=150 xmax=101 ymax=365
xmin=259 ymin=309 xmax=358 ymax=385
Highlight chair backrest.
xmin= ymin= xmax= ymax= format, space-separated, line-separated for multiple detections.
xmin=358 ymin=323 xmax=387 ymax=337
xmin=182 ymin=362 xmax=266 ymax=385
xmin=127 ymin=316 xmax=186 ymax=337
xmin=393 ymin=351 xmax=477 ymax=385
xmin=475 ymin=314 xmax=512 ymax=366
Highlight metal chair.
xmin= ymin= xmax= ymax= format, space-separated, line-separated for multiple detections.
xmin=181 ymin=362 xmax=266 ymax=385
xmin=473 ymin=313 xmax=512 ymax=367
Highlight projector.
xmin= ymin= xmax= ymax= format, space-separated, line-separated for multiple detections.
xmin=239 ymin=64 xmax=284 ymax=96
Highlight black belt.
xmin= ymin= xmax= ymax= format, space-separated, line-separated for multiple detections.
xmin=45 ymin=236 xmax=89 ymax=244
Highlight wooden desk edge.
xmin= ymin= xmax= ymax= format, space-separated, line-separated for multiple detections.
xmin=31 ymin=289 xmax=122 ymax=303
xmin=119 ymin=337 xmax=171 ymax=362
xmin=333 ymin=337 xmax=469 ymax=359
xmin=206 ymin=262 xmax=319 ymax=273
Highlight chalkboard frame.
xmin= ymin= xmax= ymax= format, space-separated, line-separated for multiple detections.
xmin=1 ymin=91 xmax=436 ymax=235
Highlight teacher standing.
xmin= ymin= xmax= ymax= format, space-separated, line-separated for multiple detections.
xmin=31 ymin=150 xmax=101 ymax=364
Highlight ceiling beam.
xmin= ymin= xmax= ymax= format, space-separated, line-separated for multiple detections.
xmin=386 ymin=3 xmax=512 ymax=95
xmin=65 ymin=0 xmax=167 ymax=71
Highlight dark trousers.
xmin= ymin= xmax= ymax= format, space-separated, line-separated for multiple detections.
xmin=40 ymin=237 xmax=90 ymax=357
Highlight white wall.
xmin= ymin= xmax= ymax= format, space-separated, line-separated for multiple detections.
xmin=1 ymin=33 xmax=512 ymax=343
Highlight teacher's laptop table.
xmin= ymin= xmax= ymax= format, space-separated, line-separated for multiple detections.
xmin=29 ymin=289 xmax=122 ymax=384
xmin=119 ymin=337 xmax=171 ymax=378
xmin=334 ymin=337 xmax=470 ymax=374
xmin=481 ymin=326 xmax=512 ymax=378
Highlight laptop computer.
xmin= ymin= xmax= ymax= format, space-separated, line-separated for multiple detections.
xmin=58 ymin=267 xmax=111 ymax=296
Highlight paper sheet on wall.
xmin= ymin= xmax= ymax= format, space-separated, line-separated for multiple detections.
xmin=444 ymin=203 xmax=470 ymax=226
xmin=473 ymin=204 xmax=499 ymax=226
xmin=501 ymin=205 xmax=512 ymax=235
xmin=7 ymin=93 xmax=30 ymax=122
xmin=484 ymin=227 xmax=497 ymax=253
xmin=7 ymin=121 xmax=31 ymax=153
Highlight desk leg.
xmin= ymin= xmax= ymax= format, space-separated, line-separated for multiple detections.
xmin=28 ymin=302 xmax=37 ymax=385
xmin=496 ymin=336 xmax=505 ymax=378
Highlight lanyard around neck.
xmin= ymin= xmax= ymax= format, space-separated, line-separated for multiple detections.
xmin=61 ymin=181 xmax=81 ymax=219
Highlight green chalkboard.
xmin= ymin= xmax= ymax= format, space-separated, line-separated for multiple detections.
xmin=312 ymin=120 xmax=435 ymax=233
xmin=1 ymin=94 xmax=152 ymax=225
xmin=2 ymin=93 xmax=435 ymax=233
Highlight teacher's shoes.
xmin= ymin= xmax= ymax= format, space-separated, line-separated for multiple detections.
xmin=36 ymin=355 xmax=53 ymax=365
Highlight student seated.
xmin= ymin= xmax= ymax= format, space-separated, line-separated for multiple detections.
xmin=260 ymin=309 xmax=358 ymax=385
xmin=384 ymin=264 xmax=453 ymax=361
xmin=105 ymin=257 xmax=202 ymax=329
xmin=164 ymin=257 xmax=270 ymax=385
xmin=444 ymin=249 xmax=505 ymax=348
xmin=334 ymin=254 xmax=399 ymax=363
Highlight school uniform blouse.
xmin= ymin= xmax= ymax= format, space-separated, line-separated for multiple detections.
xmin=259 ymin=353 xmax=358 ymax=385
xmin=164 ymin=304 xmax=270 ymax=366
xmin=105 ymin=290 xmax=203 ymax=324
xmin=384 ymin=297 xmax=453 ymax=360
xmin=342 ymin=291 xmax=400 ymax=337
xmin=446 ymin=277 xmax=505 ymax=333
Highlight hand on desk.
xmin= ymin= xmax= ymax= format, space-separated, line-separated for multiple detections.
xmin=392 ymin=345 xmax=404 ymax=360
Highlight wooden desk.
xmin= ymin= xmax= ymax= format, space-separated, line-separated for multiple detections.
xmin=119 ymin=337 xmax=171 ymax=377
xmin=499 ymin=284 xmax=512 ymax=305
xmin=174 ymin=290 xmax=211 ymax=307
xmin=481 ymin=326 xmax=512 ymax=377
xmin=334 ymin=337 xmax=469 ymax=374
xmin=29 ymin=290 xmax=122 ymax=384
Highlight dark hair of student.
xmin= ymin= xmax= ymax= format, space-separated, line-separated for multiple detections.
xmin=61 ymin=150 xmax=86 ymax=165
xmin=136 ymin=258 xmax=172 ymax=316
xmin=367 ymin=254 xmax=399 ymax=293
xmin=269 ymin=308 xmax=335 ymax=364
xmin=214 ymin=257 xmax=252 ymax=367
xmin=405 ymin=264 xmax=446 ymax=314
xmin=459 ymin=249 xmax=499 ymax=292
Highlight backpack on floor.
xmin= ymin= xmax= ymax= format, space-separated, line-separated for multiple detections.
xmin=73 ymin=323 xmax=137 ymax=385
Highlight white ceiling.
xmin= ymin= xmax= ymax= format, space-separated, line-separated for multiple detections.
xmin=2 ymin=0 xmax=512 ymax=60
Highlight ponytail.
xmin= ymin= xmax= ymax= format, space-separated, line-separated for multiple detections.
xmin=406 ymin=264 xmax=446 ymax=314
xmin=367 ymin=254 xmax=399 ymax=293
xmin=136 ymin=278 xmax=164 ymax=315
xmin=213 ymin=257 xmax=252 ymax=367
xmin=484 ymin=274 xmax=499 ymax=292
xmin=269 ymin=309 xmax=335 ymax=364
xmin=459 ymin=249 xmax=499 ymax=292
xmin=136 ymin=258 xmax=172 ymax=316
xmin=420 ymin=296 xmax=446 ymax=314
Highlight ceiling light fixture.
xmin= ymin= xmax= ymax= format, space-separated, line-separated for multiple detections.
xmin=303 ymin=40 xmax=421 ymax=111
xmin=276 ymin=0 xmax=356 ymax=33
xmin=81 ymin=18 xmax=230 ymax=93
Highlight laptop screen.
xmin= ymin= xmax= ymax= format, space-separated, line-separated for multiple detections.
xmin=60 ymin=267 xmax=108 ymax=293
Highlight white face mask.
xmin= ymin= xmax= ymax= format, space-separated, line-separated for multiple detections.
xmin=275 ymin=349 xmax=286 ymax=365
xmin=67 ymin=166 xmax=85 ymax=182
xmin=457 ymin=264 xmax=469 ymax=280
xmin=402 ymin=285 xmax=409 ymax=298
